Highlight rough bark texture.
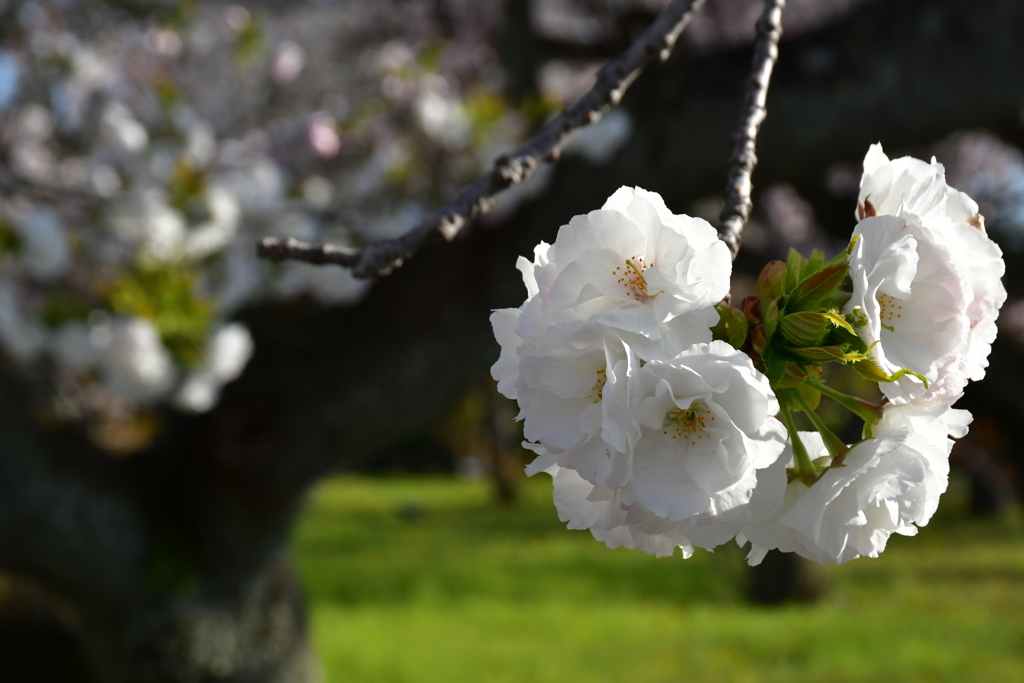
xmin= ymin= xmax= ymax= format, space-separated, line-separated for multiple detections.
xmin=2 ymin=0 xmax=1023 ymax=679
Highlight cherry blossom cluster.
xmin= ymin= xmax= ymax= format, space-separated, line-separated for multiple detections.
xmin=3 ymin=2 xmax=622 ymax=445
xmin=492 ymin=145 xmax=1005 ymax=565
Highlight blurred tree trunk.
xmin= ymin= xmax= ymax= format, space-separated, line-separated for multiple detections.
xmin=2 ymin=0 xmax=1024 ymax=678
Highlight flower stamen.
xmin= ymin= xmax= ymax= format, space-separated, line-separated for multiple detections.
xmin=612 ymin=256 xmax=660 ymax=301
xmin=589 ymin=368 xmax=607 ymax=403
xmin=663 ymin=401 xmax=713 ymax=446
xmin=877 ymin=292 xmax=903 ymax=333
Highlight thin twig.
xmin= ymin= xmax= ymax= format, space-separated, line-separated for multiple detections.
xmin=258 ymin=0 xmax=707 ymax=278
xmin=718 ymin=0 xmax=786 ymax=261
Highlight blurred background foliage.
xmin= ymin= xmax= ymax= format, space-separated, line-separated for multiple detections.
xmin=2 ymin=0 xmax=1024 ymax=681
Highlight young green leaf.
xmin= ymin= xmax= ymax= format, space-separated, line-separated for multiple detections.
xmin=711 ymin=305 xmax=749 ymax=350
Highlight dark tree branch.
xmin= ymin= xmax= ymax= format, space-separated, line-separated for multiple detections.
xmin=718 ymin=0 xmax=786 ymax=261
xmin=256 ymin=0 xmax=707 ymax=278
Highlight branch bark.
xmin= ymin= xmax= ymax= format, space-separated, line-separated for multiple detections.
xmin=256 ymin=0 xmax=707 ymax=277
xmin=719 ymin=0 xmax=786 ymax=261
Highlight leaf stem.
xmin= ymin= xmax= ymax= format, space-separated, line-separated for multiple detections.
xmin=793 ymin=390 xmax=849 ymax=462
xmin=812 ymin=381 xmax=882 ymax=425
xmin=778 ymin=399 xmax=814 ymax=478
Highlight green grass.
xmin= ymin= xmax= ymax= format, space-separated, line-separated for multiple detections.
xmin=292 ymin=475 xmax=1024 ymax=683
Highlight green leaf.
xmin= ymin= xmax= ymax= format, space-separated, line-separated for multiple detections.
xmin=785 ymin=248 xmax=808 ymax=292
xmin=806 ymin=249 xmax=825 ymax=276
xmin=778 ymin=311 xmax=830 ymax=347
xmin=711 ymin=305 xmax=749 ymax=350
xmin=788 ymin=264 xmax=848 ymax=311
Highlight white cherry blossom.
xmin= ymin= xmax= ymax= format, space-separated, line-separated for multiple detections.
xmin=493 ymin=317 xmax=641 ymax=487
xmin=630 ymin=341 xmax=788 ymax=525
xmin=516 ymin=186 xmax=730 ymax=340
xmin=846 ymin=214 xmax=969 ymax=403
xmin=740 ymin=403 xmax=971 ymax=565
xmin=849 ymin=144 xmax=1006 ymax=404
xmin=549 ymin=465 xmax=695 ymax=558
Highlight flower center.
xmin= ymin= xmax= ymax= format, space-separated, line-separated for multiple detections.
xmin=876 ymin=292 xmax=904 ymax=332
xmin=589 ymin=367 xmax=607 ymax=403
xmin=612 ymin=256 xmax=655 ymax=301
xmin=663 ymin=401 xmax=715 ymax=446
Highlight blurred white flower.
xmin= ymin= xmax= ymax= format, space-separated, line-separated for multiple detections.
xmin=272 ymin=40 xmax=306 ymax=84
xmin=308 ymin=113 xmax=340 ymax=158
xmin=0 ymin=50 xmax=21 ymax=111
xmin=15 ymin=208 xmax=70 ymax=281
xmin=0 ymin=281 xmax=46 ymax=362
xmin=217 ymin=158 xmax=285 ymax=215
xmin=100 ymin=103 xmax=149 ymax=155
xmin=96 ymin=317 xmax=175 ymax=404
xmin=50 ymin=321 xmax=99 ymax=372
xmin=565 ymin=109 xmax=633 ymax=165
xmin=415 ymin=88 xmax=470 ymax=149
xmin=108 ymin=189 xmax=186 ymax=261
xmin=273 ymin=261 xmax=370 ymax=306
xmin=184 ymin=186 xmax=241 ymax=260
xmin=175 ymin=323 xmax=254 ymax=413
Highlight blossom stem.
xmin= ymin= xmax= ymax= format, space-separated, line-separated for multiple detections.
xmin=793 ymin=390 xmax=849 ymax=462
xmin=778 ymin=399 xmax=814 ymax=478
xmin=812 ymin=381 xmax=882 ymax=425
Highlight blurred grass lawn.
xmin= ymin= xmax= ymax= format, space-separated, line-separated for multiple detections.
xmin=293 ymin=475 xmax=1024 ymax=683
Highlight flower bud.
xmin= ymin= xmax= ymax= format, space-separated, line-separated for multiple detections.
xmin=755 ymin=260 xmax=787 ymax=301
xmin=778 ymin=311 xmax=830 ymax=347
xmin=741 ymin=295 xmax=761 ymax=326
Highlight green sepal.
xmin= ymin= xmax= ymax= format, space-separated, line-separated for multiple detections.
xmin=711 ymin=305 xmax=749 ymax=350
xmin=851 ymin=355 xmax=930 ymax=388
xmin=846 ymin=306 xmax=869 ymax=329
xmin=822 ymin=310 xmax=855 ymax=335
